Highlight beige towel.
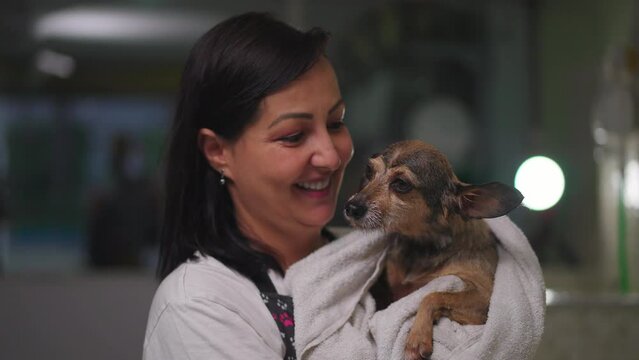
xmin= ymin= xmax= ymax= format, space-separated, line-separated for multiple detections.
xmin=285 ymin=216 xmax=545 ymax=360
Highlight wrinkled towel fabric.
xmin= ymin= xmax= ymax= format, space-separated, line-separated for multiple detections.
xmin=284 ymin=216 xmax=545 ymax=360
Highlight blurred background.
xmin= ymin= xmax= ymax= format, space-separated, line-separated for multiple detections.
xmin=1 ymin=0 xmax=639 ymax=359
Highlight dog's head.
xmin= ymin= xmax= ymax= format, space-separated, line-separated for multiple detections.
xmin=344 ymin=140 xmax=523 ymax=237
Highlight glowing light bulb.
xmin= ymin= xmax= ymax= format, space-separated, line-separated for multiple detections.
xmin=625 ymin=160 xmax=639 ymax=209
xmin=514 ymin=156 xmax=565 ymax=211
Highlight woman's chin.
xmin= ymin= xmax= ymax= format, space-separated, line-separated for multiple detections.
xmin=299 ymin=209 xmax=335 ymax=229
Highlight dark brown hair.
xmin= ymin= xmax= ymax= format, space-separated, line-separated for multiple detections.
xmin=158 ymin=12 xmax=330 ymax=280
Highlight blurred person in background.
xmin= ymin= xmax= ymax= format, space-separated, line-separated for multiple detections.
xmin=87 ymin=134 xmax=159 ymax=268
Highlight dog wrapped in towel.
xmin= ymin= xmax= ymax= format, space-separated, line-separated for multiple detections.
xmin=284 ymin=141 xmax=545 ymax=360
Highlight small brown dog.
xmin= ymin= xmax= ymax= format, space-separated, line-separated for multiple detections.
xmin=344 ymin=140 xmax=523 ymax=360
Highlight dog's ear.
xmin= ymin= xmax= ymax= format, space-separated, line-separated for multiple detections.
xmin=457 ymin=182 xmax=523 ymax=219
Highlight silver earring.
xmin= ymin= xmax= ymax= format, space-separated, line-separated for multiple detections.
xmin=219 ymin=170 xmax=226 ymax=185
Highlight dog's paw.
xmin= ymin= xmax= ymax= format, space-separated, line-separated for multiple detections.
xmin=404 ymin=336 xmax=433 ymax=360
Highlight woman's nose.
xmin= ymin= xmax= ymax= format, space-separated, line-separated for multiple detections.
xmin=311 ymin=133 xmax=342 ymax=171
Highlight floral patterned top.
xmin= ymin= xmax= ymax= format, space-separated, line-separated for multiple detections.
xmin=255 ymin=273 xmax=296 ymax=360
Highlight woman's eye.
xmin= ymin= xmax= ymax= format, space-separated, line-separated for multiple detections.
xmin=278 ymin=132 xmax=304 ymax=143
xmin=327 ymin=121 xmax=345 ymax=131
xmin=390 ymin=178 xmax=413 ymax=194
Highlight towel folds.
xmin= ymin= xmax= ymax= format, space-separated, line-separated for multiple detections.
xmin=284 ymin=216 xmax=545 ymax=360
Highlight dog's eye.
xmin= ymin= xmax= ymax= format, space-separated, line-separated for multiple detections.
xmin=390 ymin=178 xmax=413 ymax=194
xmin=359 ymin=176 xmax=368 ymax=190
xmin=365 ymin=164 xmax=374 ymax=180
xmin=359 ymin=164 xmax=373 ymax=189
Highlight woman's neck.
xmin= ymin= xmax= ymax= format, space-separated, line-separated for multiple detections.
xmin=238 ymin=219 xmax=325 ymax=272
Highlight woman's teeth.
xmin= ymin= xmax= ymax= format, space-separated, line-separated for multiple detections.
xmin=297 ymin=179 xmax=330 ymax=191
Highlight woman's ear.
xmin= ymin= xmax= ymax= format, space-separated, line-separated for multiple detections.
xmin=198 ymin=128 xmax=231 ymax=175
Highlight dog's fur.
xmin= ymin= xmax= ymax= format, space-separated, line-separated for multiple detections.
xmin=344 ymin=140 xmax=523 ymax=360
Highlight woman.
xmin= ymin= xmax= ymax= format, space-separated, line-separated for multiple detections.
xmin=143 ymin=12 xmax=352 ymax=359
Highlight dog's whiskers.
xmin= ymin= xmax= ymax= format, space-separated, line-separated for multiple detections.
xmin=362 ymin=204 xmax=383 ymax=229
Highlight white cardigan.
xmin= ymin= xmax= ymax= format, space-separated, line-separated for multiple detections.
xmin=143 ymin=253 xmax=289 ymax=360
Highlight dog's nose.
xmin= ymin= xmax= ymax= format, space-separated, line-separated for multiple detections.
xmin=344 ymin=201 xmax=367 ymax=220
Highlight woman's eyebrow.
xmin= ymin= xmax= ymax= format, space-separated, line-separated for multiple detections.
xmin=328 ymin=99 xmax=345 ymax=114
xmin=268 ymin=112 xmax=313 ymax=128
xmin=268 ymin=99 xmax=345 ymax=128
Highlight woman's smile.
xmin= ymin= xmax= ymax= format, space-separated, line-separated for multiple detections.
xmin=295 ymin=177 xmax=333 ymax=199
xmin=296 ymin=178 xmax=330 ymax=191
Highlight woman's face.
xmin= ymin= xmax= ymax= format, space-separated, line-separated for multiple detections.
xmin=223 ymin=57 xmax=353 ymax=236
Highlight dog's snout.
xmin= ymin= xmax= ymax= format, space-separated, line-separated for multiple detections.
xmin=345 ymin=201 xmax=367 ymax=220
